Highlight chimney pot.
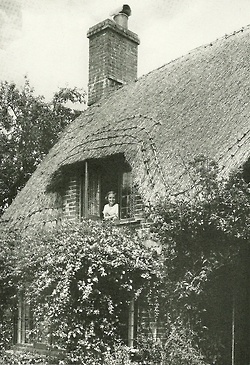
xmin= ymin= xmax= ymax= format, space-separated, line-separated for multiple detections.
xmin=111 ymin=5 xmax=131 ymax=29
xmin=113 ymin=13 xmax=129 ymax=29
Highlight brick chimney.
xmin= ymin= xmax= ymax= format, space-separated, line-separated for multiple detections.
xmin=87 ymin=5 xmax=140 ymax=106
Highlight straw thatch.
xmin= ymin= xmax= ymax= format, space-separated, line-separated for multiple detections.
xmin=1 ymin=25 xmax=250 ymax=231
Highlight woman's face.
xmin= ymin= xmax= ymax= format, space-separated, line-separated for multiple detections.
xmin=108 ymin=193 xmax=116 ymax=206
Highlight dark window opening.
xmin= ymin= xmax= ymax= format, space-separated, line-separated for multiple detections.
xmin=200 ymin=257 xmax=250 ymax=365
xmin=242 ymin=158 xmax=250 ymax=183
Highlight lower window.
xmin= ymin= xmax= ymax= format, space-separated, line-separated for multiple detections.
xmin=15 ymin=292 xmax=33 ymax=345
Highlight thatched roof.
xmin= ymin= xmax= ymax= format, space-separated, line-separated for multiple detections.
xmin=2 ymin=25 xmax=250 ymax=231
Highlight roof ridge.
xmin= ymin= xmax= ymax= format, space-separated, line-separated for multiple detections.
xmin=138 ymin=23 xmax=250 ymax=80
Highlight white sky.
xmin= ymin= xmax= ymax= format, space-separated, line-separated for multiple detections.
xmin=0 ymin=0 xmax=250 ymax=100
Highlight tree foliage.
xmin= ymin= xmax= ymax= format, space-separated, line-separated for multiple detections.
xmin=0 ymin=79 xmax=86 ymax=215
xmin=0 ymin=229 xmax=19 ymax=351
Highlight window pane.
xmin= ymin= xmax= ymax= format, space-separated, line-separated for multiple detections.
xmin=17 ymin=293 xmax=33 ymax=344
xmin=88 ymin=168 xmax=100 ymax=217
xmin=121 ymin=172 xmax=132 ymax=219
xmin=121 ymin=172 xmax=143 ymax=219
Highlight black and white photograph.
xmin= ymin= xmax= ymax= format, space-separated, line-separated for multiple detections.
xmin=0 ymin=1 xmax=250 ymax=364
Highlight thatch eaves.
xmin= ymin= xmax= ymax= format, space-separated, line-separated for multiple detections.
xmin=1 ymin=25 xmax=250 ymax=231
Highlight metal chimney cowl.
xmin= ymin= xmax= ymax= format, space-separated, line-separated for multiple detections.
xmin=111 ymin=4 xmax=132 ymax=29
xmin=113 ymin=13 xmax=129 ymax=29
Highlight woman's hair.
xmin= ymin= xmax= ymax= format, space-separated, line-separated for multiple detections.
xmin=105 ymin=191 xmax=116 ymax=200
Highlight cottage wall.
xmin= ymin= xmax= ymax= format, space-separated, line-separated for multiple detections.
xmin=62 ymin=174 xmax=81 ymax=219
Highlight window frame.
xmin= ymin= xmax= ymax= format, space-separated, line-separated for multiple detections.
xmin=80 ymin=157 xmax=143 ymax=223
xmin=16 ymin=292 xmax=33 ymax=345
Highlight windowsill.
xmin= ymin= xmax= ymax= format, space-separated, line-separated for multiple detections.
xmin=83 ymin=216 xmax=144 ymax=225
xmin=115 ymin=217 xmax=144 ymax=225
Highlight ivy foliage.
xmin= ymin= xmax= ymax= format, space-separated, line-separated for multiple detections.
xmin=0 ymin=219 xmax=163 ymax=363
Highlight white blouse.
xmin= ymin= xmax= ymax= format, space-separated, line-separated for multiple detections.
xmin=103 ymin=203 xmax=119 ymax=219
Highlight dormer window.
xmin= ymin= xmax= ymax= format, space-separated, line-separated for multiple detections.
xmin=79 ymin=155 xmax=143 ymax=222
